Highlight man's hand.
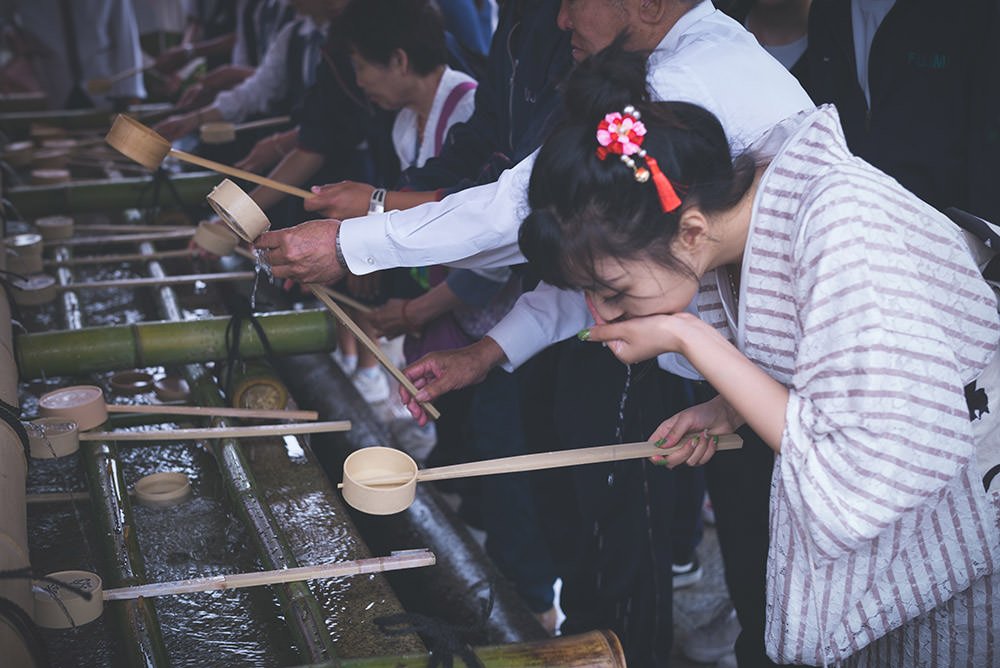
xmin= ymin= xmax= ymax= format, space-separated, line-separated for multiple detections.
xmin=303 ymin=181 xmax=375 ymax=219
xmin=254 ymin=218 xmax=346 ymax=284
xmin=398 ymin=338 xmax=506 ymax=425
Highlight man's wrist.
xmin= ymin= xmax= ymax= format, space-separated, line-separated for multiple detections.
xmin=334 ymin=226 xmax=347 ymax=270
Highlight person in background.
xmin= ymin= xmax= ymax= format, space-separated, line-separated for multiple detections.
xmin=14 ymin=0 xmax=146 ymax=109
xmin=805 ymin=0 xmax=1000 ymax=224
xmin=153 ymin=0 xmax=328 ymax=145
xmin=721 ymin=0 xmax=809 ymax=82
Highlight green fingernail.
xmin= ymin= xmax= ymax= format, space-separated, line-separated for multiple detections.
xmin=713 ymin=435 xmax=719 ymax=445
xmin=654 ymin=437 xmax=667 ymax=447
xmin=577 ymin=328 xmax=591 ymax=341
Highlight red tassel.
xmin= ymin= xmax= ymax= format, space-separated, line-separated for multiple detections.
xmin=644 ymin=156 xmax=682 ymax=212
xmin=596 ymin=146 xmax=609 ymax=160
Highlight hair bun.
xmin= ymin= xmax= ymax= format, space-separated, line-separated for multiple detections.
xmin=562 ymin=37 xmax=651 ymax=126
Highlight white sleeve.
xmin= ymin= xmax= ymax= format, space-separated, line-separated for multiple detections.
xmin=339 ymin=152 xmax=536 ymax=274
xmin=214 ymin=21 xmax=293 ymax=122
xmin=487 ymin=283 xmax=590 ymax=370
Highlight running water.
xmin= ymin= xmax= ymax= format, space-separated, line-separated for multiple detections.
xmin=250 ymin=248 xmax=273 ymax=310
xmin=609 ymin=363 xmax=633 ymax=487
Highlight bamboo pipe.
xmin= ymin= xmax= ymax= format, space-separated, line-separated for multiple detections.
xmin=316 ymin=630 xmax=626 ymax=668
xmin=342 ymin=435 xmax=743 ymax=489
xmin=16 ymin=308 xmax=338 ymax=379
xmin=103 ymin=550 xmax=434 ymax=600
xmin=311 ymin=286 xmax=440 ymax=420
xmin=73 ymin=223 xmax=190 ymax=233
xmin=44 ymin=228 xmax=194 ymax=247
xmin=140 ymin=242 xmax=340 ymax=662
xmin=6 ymin=172 xmax=220 ymax=217
xmin=44 ymin=249 xmax=193 ymax=267
xmin=200 ymin=116 xmax=291 ymax=144
xmin=56 ymin=270 xmax=255 ymax=291
xmin=53 ymin=246 xmax=171 ymax=666
xmin=106 ymin=115 xmax=312 ymax=198
xmin=80 ymin=419 xmax=351 ymax=442
xmin=0 ymin=103 xmax=173 ymax=135
xmin=105 ymin=404 xmax=319 ymax=421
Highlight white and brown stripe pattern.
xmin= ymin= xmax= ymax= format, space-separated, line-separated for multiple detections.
xmin=696 ymin=106 xmax=1000 ymax=666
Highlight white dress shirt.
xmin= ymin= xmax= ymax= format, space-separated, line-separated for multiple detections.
xmin=214 ymin=16 xmax=325 ymax=123
xmin=338 ymin=1 xmax=814 ymax=374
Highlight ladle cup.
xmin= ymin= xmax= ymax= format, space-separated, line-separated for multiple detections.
xmin=341 ymin=434 xmax=743 ymax=515
xmin=105 ymin=114 xmax=312 ymax=198
xmin=200 ymin=115 xmax=292 ymax=144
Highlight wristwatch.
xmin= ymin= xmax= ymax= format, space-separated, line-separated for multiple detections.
xmin=368 ymin=188 xmax=387 ymax=214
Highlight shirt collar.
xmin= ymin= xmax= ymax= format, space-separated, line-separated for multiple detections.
xmin=656 ymin=0 xmax=715 ymax=53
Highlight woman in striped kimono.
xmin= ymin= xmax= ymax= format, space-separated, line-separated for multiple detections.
xmin=518 ymin=47 xmax=1000 ymax=667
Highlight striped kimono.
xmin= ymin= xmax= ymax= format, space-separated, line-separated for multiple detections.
xmin=697 ymin=106 xmax=1000 ymax=666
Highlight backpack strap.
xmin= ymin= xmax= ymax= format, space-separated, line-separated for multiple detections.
xmin=434 ymin=80 xmax=477 ymax=155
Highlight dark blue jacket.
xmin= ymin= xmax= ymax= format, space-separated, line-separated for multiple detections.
xmin=806 ymin=0 xmax=1000 ymax=223
xmin=398 ymin=0 xmax=571 ymax=197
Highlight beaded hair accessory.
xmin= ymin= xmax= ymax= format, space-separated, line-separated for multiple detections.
xmin=595 ymin=105 xmax=682 ymax=212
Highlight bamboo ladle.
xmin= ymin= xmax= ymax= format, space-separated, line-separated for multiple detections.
xmin=105 ymin=114 xmax=312 ymax=198
xmin=211 ymin=181 xmax=440 ymax=419
xmin=200 ymin=116 xmax=292 ymax=144
xmin=340 ymin=435 xmax=743 ymax=515
xmin=86 ymin=63 xmax=155 ymax=96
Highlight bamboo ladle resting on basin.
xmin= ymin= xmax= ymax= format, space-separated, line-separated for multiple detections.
xmin=105 ymin=114 xmax=312 ymax=198
xmin=340 ymin=435 xmax=743 ymax=515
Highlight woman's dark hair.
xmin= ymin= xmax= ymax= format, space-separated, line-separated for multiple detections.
xmin=519 ymin=41 xmax=756 ymax=291
xmin=335 ymin=0 xmax=448 ymax=76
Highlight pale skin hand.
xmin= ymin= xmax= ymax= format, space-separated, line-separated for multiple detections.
xmin=648 ymin=395 xmax=744 ymax=468
xmin=253 ymin=218 xmax=346 ymax=284
xmin=303 ymin=181 xmax=374 ymax=219
xmin=584 ymin=311 xmax=789 ymax=453
xmin=399 ymin=337 xmax=506 ymax=425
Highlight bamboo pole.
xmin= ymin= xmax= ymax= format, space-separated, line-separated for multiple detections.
xmin=16 ymin=308 xmax=338 ymax=379
xmin=80 ymin=420 xmax=351 ymax=442
xmin=56 ymin=270 xmax=254 ymax=291
xmin=44 ymin=229 xmax=194 ymax=247
xmin=0 ymin=103 xmax=173 ymax=134
xmin=311 ymin=286 xmax=440 ymax=420
xmin=314 ymin=284 xmax=373 ymax=314
xmin=103 ymin=550 xmax=435 ymax=600
xmin=44 ymin=249 xmax=194 ymax=267
xmin=54 ymin=246 xmax=171 ymax=667
xmin=307 ymin=630 xmax=626 ymax=668
xmin=5 ymin=172 xmax=219 ymax=217
xmin=105 ymin=404 xmax=319 ymax=421
xmin=26 ymin=491 xmax=94 ymax=504
xmin=140 ymin=241 xmax=340 ymax=663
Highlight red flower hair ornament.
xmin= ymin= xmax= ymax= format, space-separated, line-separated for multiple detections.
xmin=595 ymin=105 xmax=682 ymax=213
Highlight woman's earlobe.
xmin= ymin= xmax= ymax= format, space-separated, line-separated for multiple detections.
xmin=677 ymin=209 xmax=709 ymax=251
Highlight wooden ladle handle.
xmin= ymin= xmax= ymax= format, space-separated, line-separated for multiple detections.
xmin=168 ymin=148 xmax=312 ymax=199
xmin=350 ymin=434 xmax=743 ymax=487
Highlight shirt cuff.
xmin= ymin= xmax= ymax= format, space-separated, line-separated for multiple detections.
xmin=339 ymin=213 xmax=399 ymax=275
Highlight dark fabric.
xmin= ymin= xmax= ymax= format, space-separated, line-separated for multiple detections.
xmin=805 ymin=0 xmax=1000 ymax=223
xmin=295 ymin=39 xmax=399 ymax=189
xmin=397 ymin=0 xmax=571 ymax=196
xmin=437 ymin=0 xmax=494 ymax=57
xmin=536 ymin=340 xmax=688 ymax=666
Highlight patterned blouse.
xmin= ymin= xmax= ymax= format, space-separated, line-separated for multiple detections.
xmin=697 ymin=105 xmax=1000 ymax=666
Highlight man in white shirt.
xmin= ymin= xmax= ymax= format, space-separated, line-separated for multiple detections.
xmin=257 ymin=0 xmax=812 ymax=402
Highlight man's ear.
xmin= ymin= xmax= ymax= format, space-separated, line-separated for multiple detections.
xmin=390 ymin=48 xmax=408 ymax=73
xmin=636 ymin=0 xmax=669 ymax=25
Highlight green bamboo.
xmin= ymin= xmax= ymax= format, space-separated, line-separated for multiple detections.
xmin=0 ymin=103 xmax=173 ymax=134
xmin=295 ymin=630 xmax=626 ymax=668
xmin=5 ymin=172 xmax=220 ymax=217
xmin=16 ymin=309 xmax=338 ymax=379
xmin=55 ymin=246 xmax=171 ymax=668
xmin=141 ymin=241 xmax=339 ymax=664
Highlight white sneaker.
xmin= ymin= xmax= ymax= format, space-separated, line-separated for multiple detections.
xmin=715 ymin=651 xmax=738 ymax=668
xmin=682 ymin=605 xmax=741 ymax=663
xmin=332 ymin=350 xmax=358 ymax=375
xmin=352 ymin=367 xmax=390 ymax=403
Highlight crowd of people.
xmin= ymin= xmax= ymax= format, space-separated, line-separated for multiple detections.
xmin=3 ymin=1 xmax=998 ymax=667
